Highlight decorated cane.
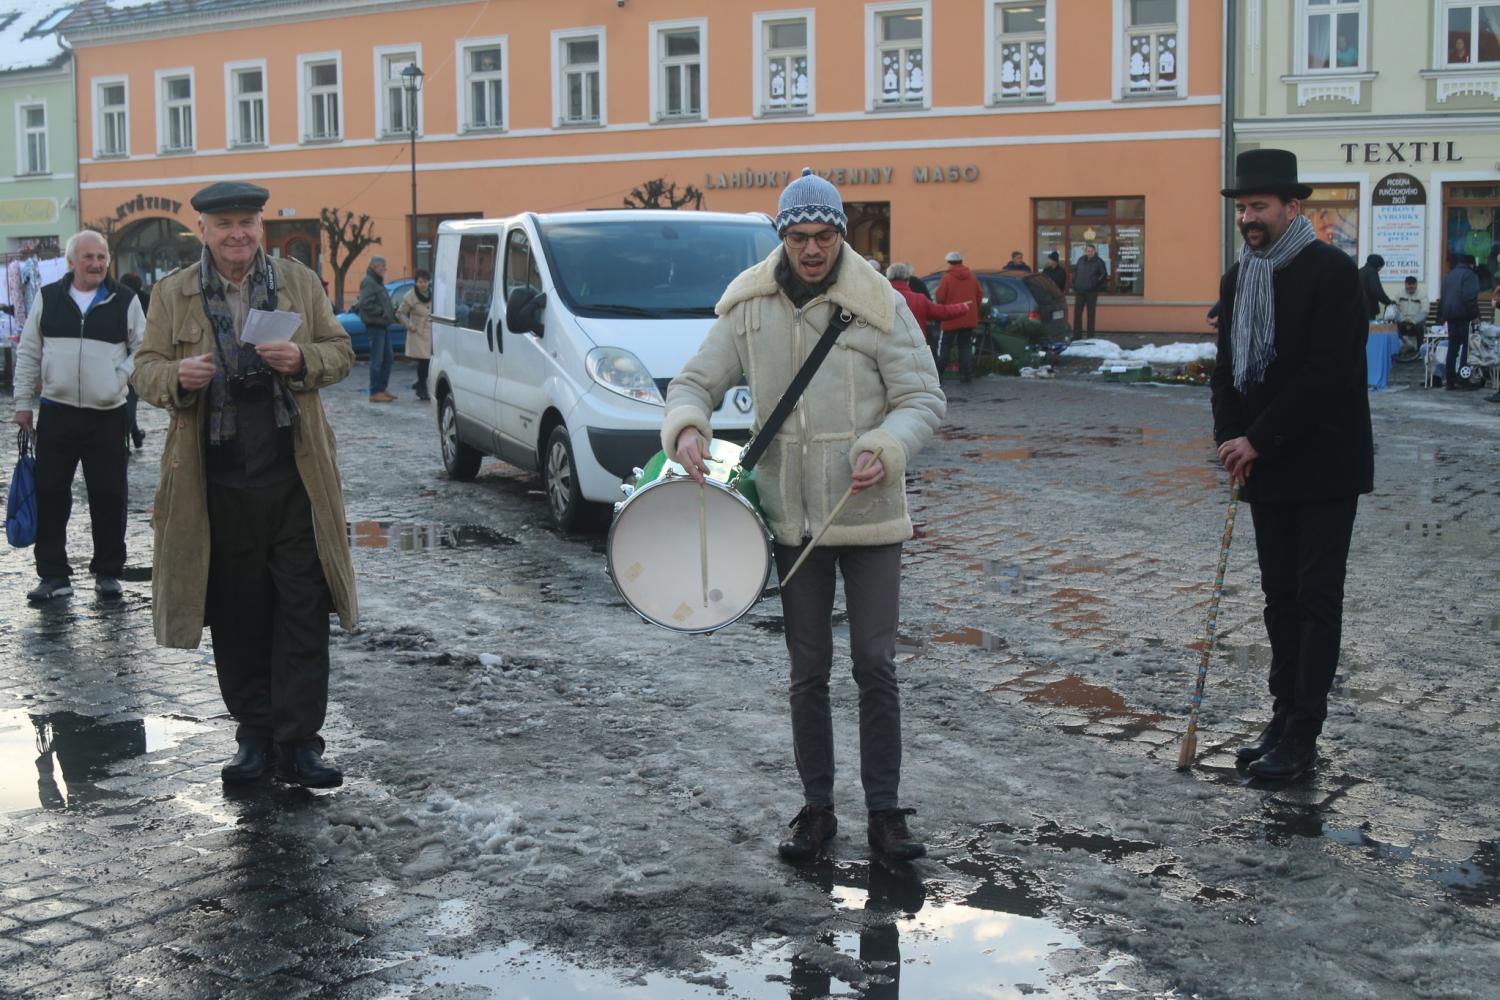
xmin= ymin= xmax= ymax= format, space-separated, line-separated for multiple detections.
xmin=1176 ymin=482 xmax=1242 ymax=771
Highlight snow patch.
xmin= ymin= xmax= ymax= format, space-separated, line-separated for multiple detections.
xmin=1062 ymin=338 xmax=1217 ymax=364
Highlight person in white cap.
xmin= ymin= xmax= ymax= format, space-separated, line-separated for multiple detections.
xmin=663 ymin=168 xmax=945 ymax=862
xmin=935 ymin=250 xmax=982 ymax=382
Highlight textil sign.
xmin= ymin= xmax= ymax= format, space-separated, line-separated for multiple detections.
xmin=1371 ymin=173 xmax=1426 ymax=283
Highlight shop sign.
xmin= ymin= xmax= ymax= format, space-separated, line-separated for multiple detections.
xmin=0 ymin=198 xmax=58 ymax=226
xmin=702 ymin=163 xmax=981 ymax=189
xmin=1371 ymin=173 xmax=1426 ymax=282
xmin=112 ymin=193 xmax=184 ymax=221
xmin=1340 ymin=141 xmax=1462 ymax=164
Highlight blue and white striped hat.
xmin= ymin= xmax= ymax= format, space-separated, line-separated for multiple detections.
xmin=775 ymin=167 xmax=846 ymax=235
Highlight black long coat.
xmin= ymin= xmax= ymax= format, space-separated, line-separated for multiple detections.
xmin=1210 ymin=239 xmax=1374 ymax=504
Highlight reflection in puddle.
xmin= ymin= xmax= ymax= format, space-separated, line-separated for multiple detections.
xmin=0 ymin=708 xmax=204 ymax=813
xmin=347 ymin=521 xmax=519 ymax=551
xmin=1019 ymin=676 xmax=1166 ymax=739
xmin=932 ymin=627 xmax=1007 ymax=651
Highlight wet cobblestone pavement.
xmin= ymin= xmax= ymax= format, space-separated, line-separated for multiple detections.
xmin=1 ymin=364 xmax=1496 ymax=999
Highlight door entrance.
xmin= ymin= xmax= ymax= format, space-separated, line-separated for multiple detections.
xmin=845 ymin=202 xmax=890 ymax=269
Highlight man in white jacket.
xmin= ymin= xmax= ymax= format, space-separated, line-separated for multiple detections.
xmin=12 ymin=230 xmax=145 ymax=602
xmin=663 ymin=169 xmax=945 ymax=862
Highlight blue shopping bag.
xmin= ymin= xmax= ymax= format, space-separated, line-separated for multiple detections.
xmin=6 ymin=429 xmax=37 ymax=548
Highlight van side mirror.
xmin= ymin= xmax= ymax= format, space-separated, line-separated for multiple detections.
xmin=505 ymin=287 xmax=546 ymax=336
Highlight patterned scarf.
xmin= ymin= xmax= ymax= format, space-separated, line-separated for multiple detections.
xmin=199 ymin=249 xmax=298 ymax=444
xmin=1230 ymin=213 xmax=1318 ymax=392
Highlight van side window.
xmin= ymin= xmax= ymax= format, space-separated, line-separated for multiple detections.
xmin=455 ymin=233 xmax=499 ymax=331
xmin=504 ymin=229 xmax=543 ymax=297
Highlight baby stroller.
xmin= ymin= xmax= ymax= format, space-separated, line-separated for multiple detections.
xmin=1427 ymin=322 xmax=1500 ymax=388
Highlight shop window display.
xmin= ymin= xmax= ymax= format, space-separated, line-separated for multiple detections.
xmin=1304 ymin=184 xmax=1360 ymax=260
xmin=1032 ymin=197 xmax=1145 ymax=295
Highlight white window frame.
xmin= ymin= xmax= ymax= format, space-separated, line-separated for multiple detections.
xmin=155 ymin=68 xmax=195 ymax=154
xmin=552 ymin=27 xmax=607 ymax=127
xmin=297 ymin=51 xmax=344 ymax=143
xmin=225 ymin=59 xmax=269 ymax=149
xmin=986 ymin=0 xmax=1056 ymax=104
xmin=649 ymin=17 xmax=708 ymax=122
xmin=92 ymin=76 xmax=130 ymax=158
xmin=1434 ymin=1 xmax=1500 ymax=67
xmin=864 ymin=2 xmax=931 ymax=111
xmin=753 ymin=10 xmax=815 ymax=116
xmin=17 ymin=101 xmax=48 ymax=174
xmin=1111 ymin=0 xmax=1188 ymax=98
xmin=1294 ymin=0 xmax=1368 ymax=74
xmin=456 ymin=35 xmax=509 ymax=133
xmin=374 ymin=44 xmax=424 ymax=139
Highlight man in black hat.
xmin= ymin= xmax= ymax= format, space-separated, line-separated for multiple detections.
xmin=1041 ymin=250 xmax=1068 ymax=296
xmin=1210 ymin=148 xmax=1373 ymax=780
xmin=132 ymin=181 xmax=359 ymax=789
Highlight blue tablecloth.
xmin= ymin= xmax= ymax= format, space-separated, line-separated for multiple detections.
xmin=1366 ymin=331 xmax=1400 ymax=390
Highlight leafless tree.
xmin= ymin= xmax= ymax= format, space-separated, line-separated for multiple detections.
xmin=320 ymin=208 xmax=381 ymax=311
xmin=623 ymin=178 xmax=705 ymax=211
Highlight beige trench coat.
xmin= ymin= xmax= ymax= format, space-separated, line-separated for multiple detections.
xmin=394 ymin=288 xmax=432 ymax=359
xmin=130 ymin=255 xmax=359 ymax=648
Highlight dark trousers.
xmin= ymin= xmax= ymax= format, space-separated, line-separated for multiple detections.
xmin=368 ymin=325 xmax=392 ymax=394
xmin=938 ymin=327 xmax=976 ymax=380
xmin=1445 ymin=317 xmax=1471 ymax=385
xmin=1249 ymin=497 xmax=1359 ymax=740
xmin=1073 ymin=290 xmax=1099 ymax=333
xmin=775 ymin=541 xmax=904 ymax=811
xmin=33 ymin=403 xmax=128 ymax=581
xmin=413 ymin=358 xmax=430 ymax=397
xmin=206 ymin=476 xmax=332 ymax=747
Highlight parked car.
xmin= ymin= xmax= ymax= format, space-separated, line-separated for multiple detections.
xmin=919 ymin=269 xmax=1071 ymax=347
xmin=430 ymin=210 xmax=780 ymax=530
xmin=337 ymin=277 xmax=412 ymax=356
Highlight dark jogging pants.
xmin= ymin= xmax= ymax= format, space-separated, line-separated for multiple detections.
xmin=34 ymin=402 xmax=129 ymax=581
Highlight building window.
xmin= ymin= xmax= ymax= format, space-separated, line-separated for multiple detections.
xmin=759 ymin=14 xmax=811 ymax=114
xmin=460 ymin=38 xmax=507 ymax=131
xmin=1304 ymin=185 xmax=1360 ymax=259
xmin=1033 ymin=197 xmax=1146 ymax=296
xmin=872 ymin=5 xmax=927 ymax=107
xmin=20 ymin=104 xmax=47 ymax=174
xmin=1124 ymin=0 xmax=1179 ymax=93
xmin=1301 ymin=0 xmax=1364 ymax=71
xmin=377 ymin=48 xmax=421 ymax=137
xmin=1442 ymin=2 xmax=1500 ymax=64
xmin=96 ymin=80 xmax=128 ymax=157
xmin=228 ymin=63 xmax=267 ymax=147
xmin=556 ymin=31 xmax=604 ymax=125
xmin=300 ymin=55 xmax=342 ymax=142
xmin=654 ymin=22 xmax=705 ymax=120
xmin=1443 ymin=184 xmax=1500 ymax=285
xmin=160 ymin=73 xmax=194 ymax=152
xmin=994 ymin=2 xmax=1049 ymax=101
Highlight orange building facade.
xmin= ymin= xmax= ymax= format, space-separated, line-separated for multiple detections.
xmin=65 ymin=0 xmax=1225 ymax=332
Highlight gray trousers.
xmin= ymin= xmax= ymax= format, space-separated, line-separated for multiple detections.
xmin=775 ymin=541 xmax=904 ymax=811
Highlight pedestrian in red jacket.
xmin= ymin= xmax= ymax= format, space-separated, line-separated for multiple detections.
xmin=935 ymin=251 xmax=983 ymax=382
xmin=886 ymin=262 xmax=967 ymax=369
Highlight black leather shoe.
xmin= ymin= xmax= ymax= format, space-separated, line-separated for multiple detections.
xmin=1247 ymin=737 xmax=1317 ymax=780
xmin=779 ymin=804 xmax=837 ymax=861
xmin=1236 ymin=714 xmax=1287 ymax=763
xmin=275 ymin=744 xmax=343 ymax=788
xmin=221 ymin=740 xmax=275 ymax=782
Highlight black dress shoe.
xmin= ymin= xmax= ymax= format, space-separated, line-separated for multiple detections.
xmin=275 ymin=744 xmax=343 ymax=788
xmin=1235 ymin=714 xmax=1287 ymax=763
xmin=221 ymin=740 xmax=275 ymax=782
xmin=1247 ymin=737 xmax=1317 ymax=780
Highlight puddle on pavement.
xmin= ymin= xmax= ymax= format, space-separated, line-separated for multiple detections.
xmin=0 ymin=708 xmax=205 ymax=813
xmin=346 ymin=521 xmax=518 ymax=552
xmin=1017 ymin=676 xmax=1166 ymax=739
xmin=932 ymin=627 xmax=1007 ymax=651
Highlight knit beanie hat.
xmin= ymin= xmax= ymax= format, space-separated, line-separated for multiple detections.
xmin=775 ymin=168 xmax=846 ymax=235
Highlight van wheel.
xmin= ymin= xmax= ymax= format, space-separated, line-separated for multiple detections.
xmin=542 ymin=424 xmax=599 ymax=532
xmin=439 ymin=394 xmax=482 ymax=481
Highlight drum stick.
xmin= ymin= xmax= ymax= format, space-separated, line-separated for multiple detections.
xmin=698 ymin=481 xmax=709 ymax=607
xmin=780 ymin=448 xmax=884 ymax=589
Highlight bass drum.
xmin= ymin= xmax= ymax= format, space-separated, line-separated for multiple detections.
xmin=607 ymin=441 xmax=772 ymax=634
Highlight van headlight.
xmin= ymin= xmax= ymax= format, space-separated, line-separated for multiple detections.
xmin=585 ymin=347 xmax=664 ymax=406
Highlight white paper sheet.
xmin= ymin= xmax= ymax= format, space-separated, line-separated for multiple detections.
xmin=241 ymin=309 xmax=303 ymax=345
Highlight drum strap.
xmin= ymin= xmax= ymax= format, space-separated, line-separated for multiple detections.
xmin=739 ymin=307 xmax=853 ymax=472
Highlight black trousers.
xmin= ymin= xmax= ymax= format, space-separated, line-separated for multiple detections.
xmin=1444 ymin=317 xmax=1471 ymax=384
xmin=1073 ymin=290 xmax=1099 ymax=333
xmin=33 ymin=403 xmax=129 ymax=581
xmin=937 ymin=327 xmax=976 ymax=380
xmin=1249 ymin=497 xmax=1359 ymax=740
xmin=775 ymin=541 xmax=904 ymax=811
xmin=206 ymin=475 xmax=332 ymax=747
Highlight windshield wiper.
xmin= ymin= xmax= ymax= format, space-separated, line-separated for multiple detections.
xmin=582 ymin=304 xmax=716 ymax=318
xmin=652 ymin=306 xmax=717 ymax=317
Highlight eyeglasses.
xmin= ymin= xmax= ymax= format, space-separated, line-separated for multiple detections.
xmin=783 ymin=229 xmax=842 ymax=250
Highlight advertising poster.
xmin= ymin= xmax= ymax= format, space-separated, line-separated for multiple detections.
xmin=1371 ymin=173 xmax=1427 ymax=283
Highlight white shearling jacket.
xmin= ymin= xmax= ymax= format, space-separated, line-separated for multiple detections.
xmin=662 ymin=246 xmax=945 ymax=547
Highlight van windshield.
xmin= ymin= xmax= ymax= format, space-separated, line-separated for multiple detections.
xmin=536 ymin=217 xmax=781 ymax=318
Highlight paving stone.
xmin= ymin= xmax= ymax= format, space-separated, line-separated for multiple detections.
xmin=11 ymin=918 xmax=94 ymax=948
xmin=6 ymin=896 xmax=92 ymax=924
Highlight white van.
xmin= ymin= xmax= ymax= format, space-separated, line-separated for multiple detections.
xmin=430 ymin=210 xmax=780 ymax=529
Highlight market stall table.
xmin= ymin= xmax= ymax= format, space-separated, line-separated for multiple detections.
xmin=1366 ymin=322 xmax=1400 ymax=390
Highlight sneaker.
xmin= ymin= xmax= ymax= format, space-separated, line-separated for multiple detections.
xmin=27 ymin=578 xmax=74 ymax=602
xmin=778 ymin=804 xmax=838 ymax=862
xmin=94 ymin=576 xmax=123 ymax=597
xmin=868 ymin=807 xmax=926 ymax=861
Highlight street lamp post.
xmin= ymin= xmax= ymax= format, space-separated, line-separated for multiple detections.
xmin=401 ymin=62 xmax=424 ymax=277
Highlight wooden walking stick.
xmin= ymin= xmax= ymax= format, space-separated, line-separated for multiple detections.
xmin=780 ymin=448 xmax=884 ymax=588
xmin=1176 ymin=482 xmax=1242 ymax=771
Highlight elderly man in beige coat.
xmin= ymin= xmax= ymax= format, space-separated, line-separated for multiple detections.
xmin=664 ymin=169 xmax=945 ymax=862
xmin=132 ymin=181 xmax=357 ymax=789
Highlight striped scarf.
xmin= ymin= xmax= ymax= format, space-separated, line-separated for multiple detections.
xmin=1230 ymin=213 xmax=1318 ymax=392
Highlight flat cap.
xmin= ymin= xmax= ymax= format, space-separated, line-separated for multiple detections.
xmin=945 ymin=251 xmax=963 ymax=263
xmin=191 ymin=181 xmax=270 ymax=213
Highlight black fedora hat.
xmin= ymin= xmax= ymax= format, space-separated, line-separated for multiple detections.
xmin=1221 ymin=148 xmax=1313 ymax=200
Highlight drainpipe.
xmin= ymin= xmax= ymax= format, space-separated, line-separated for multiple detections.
xmin=1222 ymin=0 xmax=1237 ymax=274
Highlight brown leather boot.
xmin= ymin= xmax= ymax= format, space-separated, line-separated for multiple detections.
xmin=778 ymin=804 xmax=837 ymax=861
xmin=868 ymin=807 xmax=926 ymax=861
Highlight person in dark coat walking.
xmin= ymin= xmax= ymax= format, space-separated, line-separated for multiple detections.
xmin=1438 ymin=254 xmax=1481 ymax=390
xmin=1040 ymin=251 xmax=1068 ymax=295
xmin=1211 ymin=149 xmax=1374 ymax=781
xmin=357 ymin=256 xmax=397 ymax=401
xmin=1358 ymin=254 xmax=1393 ymax=320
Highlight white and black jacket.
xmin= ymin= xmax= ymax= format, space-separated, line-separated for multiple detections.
xmin=13 ymin=274 xmax=146 ymax=412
